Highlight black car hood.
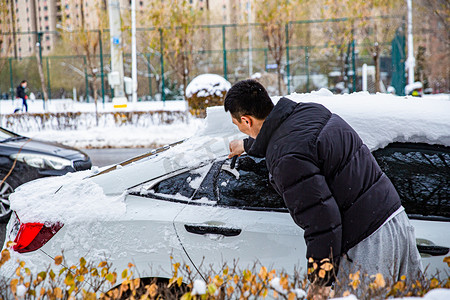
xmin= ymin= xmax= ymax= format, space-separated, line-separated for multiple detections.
xmin=1 ymin=137 xmax=88 ymax=160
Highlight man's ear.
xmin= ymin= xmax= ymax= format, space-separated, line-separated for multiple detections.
xmin=240 ymin=115 xmax=253 ymax=127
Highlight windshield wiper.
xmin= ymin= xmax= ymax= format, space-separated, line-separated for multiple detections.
xmin=0 ymin=136 xmax=27 ymax=143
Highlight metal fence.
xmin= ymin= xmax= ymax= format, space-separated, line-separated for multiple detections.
xmin=0 ymin=16 xmax=404 ymax=103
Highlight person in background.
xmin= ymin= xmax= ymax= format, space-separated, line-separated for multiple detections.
xmin=16 ymin=80 xmax=28 ymax=112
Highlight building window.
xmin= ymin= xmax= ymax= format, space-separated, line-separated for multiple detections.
xmin=46 ymin=36 xmax=50 ymax=40
xmin=139 ymin=1 xmax=143 ymax=6
xmin=44 ymin=6 xmax=48 ymax=11
xmin=44 ymin=16 xmax=48 ymax=21
xmin=47 ymin=46 xmax=50 ymax=50
xmin=45 ymin=26 xmax=49 ymax=30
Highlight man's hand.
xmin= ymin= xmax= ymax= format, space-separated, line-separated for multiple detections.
xmin=307 ymin=284 xmax=331 ymax=300
xmin=228 ymin=139 xmax=245 ymax=158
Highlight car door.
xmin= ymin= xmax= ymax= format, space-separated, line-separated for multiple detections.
xmin=373 ymin=142 xmax=450 ymax=275
xmin=172 ymin=156 xmax=305 ymax=276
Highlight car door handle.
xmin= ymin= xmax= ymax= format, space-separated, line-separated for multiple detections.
xmin=417 ymin=244 xmax=450 ymax=256
xmin=184 ymin=224 xmax=241 ymax=237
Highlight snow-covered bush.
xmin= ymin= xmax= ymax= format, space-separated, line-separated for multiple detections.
xmin=1 ymin=111 xmax=189 ymax=132
xmin=185 ymin=74 xmax=231 ymax=117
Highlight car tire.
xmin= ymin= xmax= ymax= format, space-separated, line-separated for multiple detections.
xmin=0 ymin=171 xmax=21 ymax=223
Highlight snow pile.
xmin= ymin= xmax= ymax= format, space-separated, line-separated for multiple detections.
xmin=269 ymin=277 xmax=288 ymax=294
xmin=186 ymin=74 xmax=231 ymax=98
xmin=191 ymin=279 xmax=207 ymax=295
xmin=281 ymin=90 xmax=450 ymax=150
xmin=405 ymin=81 xmax=423 ymax=94
xmin=9 ymin=169 xmax=126 ymax=223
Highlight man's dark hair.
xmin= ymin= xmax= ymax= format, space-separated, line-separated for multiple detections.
xmin=224 ymin=79 xmax=274 ymax=121
xmin=21 ymin=80 xmax=27 ymax=84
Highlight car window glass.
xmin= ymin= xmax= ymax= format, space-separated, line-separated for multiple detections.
xmin=139 ymin=164 xmax=212 ymax=201
xmin=216 ymin=156 xmax=285 ymax=209
xmin=373 ymin=143 xmax=450 ymax=218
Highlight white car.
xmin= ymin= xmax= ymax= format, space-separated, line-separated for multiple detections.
xmin=2 ymin=91 xmax=450 ymax=291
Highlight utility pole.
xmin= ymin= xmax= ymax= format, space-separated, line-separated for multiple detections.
xmin=406 ymin=0 xmax=415 ymax=86
xmin=131 ymin=0 xmax=138 ymax=103
xmin=108 ymin=0 xmax=127 ymax=108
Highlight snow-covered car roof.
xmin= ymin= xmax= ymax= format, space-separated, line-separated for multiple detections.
xmin=283 ymin=89 xmax=450 ymax=151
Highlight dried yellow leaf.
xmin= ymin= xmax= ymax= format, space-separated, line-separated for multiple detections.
xmin=318 ymin=269 xmax=326 ymax=278
xmin=321 ymin=262 xmax=334 ymax=271
xmin=10 ymin=278 xmax=18 ymax=293
xmin=177 ymin=277 xmax=183 ymax=287
xmin=259 ymin=266 xmax=268 ymax=280
xmin=430 ymin=278 xmax=440 ymax=289
xmin=54 ymin=256 xmax=63 ymax=265
xmin=372 ymin=273 xmax=385 ymax=289
xmin=308 ymin=257 xmax=314 ymax=263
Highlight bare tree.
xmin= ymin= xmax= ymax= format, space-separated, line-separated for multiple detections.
xmin=0 ymin=0 xmax=14 ymax=73
xmin=255 ymin=0 xmax=305 ymax=95
xmin=146 ymin=0 xmax=202 ymax=98
xmin=60 ymin=0 xmax=109 ymax=123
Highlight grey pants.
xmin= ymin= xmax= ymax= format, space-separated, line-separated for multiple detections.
xmin=336 ymin=211 xmax=423 ymax=289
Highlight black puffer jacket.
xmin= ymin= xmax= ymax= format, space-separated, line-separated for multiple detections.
xmin=244 ymin=98 xmax=401 ymax=284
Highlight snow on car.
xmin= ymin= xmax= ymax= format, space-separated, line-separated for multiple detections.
xmin=1 ymin=90 xmax=449 ymax=293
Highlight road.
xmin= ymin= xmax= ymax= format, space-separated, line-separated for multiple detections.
xmin=84 ymin=147 xmax=154 ymax=167
xmin=0 ymin=147 xmax=153 ymax=247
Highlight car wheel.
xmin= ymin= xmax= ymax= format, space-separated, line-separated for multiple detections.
xmin=0 ymin=173 xmax=20 ymax=223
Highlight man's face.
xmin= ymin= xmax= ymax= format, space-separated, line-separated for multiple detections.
xmin=231 ymin=116 xmax=251 ymax=136
xmin=22 ymin=82 xmax=27 ymax=88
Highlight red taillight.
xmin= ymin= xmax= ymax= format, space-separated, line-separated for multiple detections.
xmin=13 ymin=222 xmax=63 ymax=253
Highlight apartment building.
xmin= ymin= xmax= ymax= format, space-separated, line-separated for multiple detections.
xmin=2 ymin=0 xmax=62 ymax=57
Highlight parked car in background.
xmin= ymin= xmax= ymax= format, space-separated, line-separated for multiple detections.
xmin=1 ymin=92 xmax=449 ymax=292
xmin=0 ymin=127 xmax=92 ymax=222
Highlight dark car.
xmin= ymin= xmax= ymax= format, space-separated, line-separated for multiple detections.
xmin=0 ymin=127 xmax=92 ymax=222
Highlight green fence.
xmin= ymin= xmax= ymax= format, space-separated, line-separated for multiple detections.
xmin=0 ymin=16 xmax=404 ymax=102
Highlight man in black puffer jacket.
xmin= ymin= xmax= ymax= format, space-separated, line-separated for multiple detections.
xmin=225 ymin=80 xmax=422 ymax=299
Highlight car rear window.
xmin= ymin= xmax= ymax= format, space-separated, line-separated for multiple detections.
xmin=373 ymin=143 xmax=450 ymax=219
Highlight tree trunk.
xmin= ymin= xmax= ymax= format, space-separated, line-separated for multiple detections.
xmin=35 ymin=50 xmax=49 ymax=109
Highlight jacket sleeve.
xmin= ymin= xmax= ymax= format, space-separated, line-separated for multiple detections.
xmin=272 ymin=154 xmax=342 ymax=286
xmin=243 ymin=137 xmax=254 ymax=154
